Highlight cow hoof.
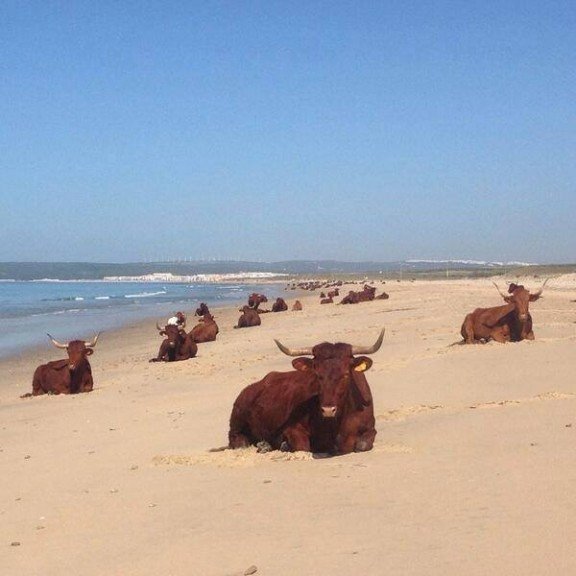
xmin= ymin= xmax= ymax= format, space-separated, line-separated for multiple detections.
xmin=354 ymin=440 xmax=371 ymax=452
xmin=279 ymin=441 xmax=291 ymax=452
xmin=256 ymin=441 xmax=273 ymax=454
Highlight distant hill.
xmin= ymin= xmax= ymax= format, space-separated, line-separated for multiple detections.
xmin=1 ymin=260 xmax=574 ymax=281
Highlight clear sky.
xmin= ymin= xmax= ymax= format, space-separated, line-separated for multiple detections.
xmin=1 ymin=1 xmax=574 ymax=263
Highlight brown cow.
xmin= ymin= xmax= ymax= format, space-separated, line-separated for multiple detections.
xmin=272 ymin=297 xmax=288 ymax=312
xmin=190 ymin=313 xmax=219 ymax=343
xmin=248 ymin=293 xmax=268 ymax=310
xmin=460 ymin=280 xmax=548 ymax=344
xmin=150 ymin=323 xmax=198 ymax=362
xmin=320 ymin=296 xmax=333 ymax=304
xmin=195 ymin=303 xmax=210 ymax=317
xmin=228 ymin=329 xmax=384 ymax=454
xmin=24 ymin=333 xmax=100 ymax=397
xmin=292 ymin=300 xmax=303 ymax=311
xmin=235 ymin=305 xmax=261 ymax=328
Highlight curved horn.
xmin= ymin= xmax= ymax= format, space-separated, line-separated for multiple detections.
xmin=492 ymin=282 xmax=508 ymax=299
xmin=85 ymin=332 xmax=101 ymax=348
xmin=47 ymin=333 xmax=68 ymax=349
xmin=531 ymin=277 xmax=550 ymax=298
xmin=351 ymin=328 xmax=386 ymax=355
xmin=274 ymin=339 xmax=313 ymax=357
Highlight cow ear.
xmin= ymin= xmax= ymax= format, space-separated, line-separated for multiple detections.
xmin=529 ymin=293 xmax=541 ymax=302
xmin=292 ymin=358 xmax=313 ymax=371
xmin=353 ymin=356 xmax=373 ymax=372
xmin=85 ymin=348 xmax=94 ymax=356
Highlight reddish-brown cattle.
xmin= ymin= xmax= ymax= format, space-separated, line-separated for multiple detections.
xmin=272 ymin=297 xmax=288 ymax=312
xmin=150 ymin=324 xmax=197 ymax=362
xmin=235 ymin=306 xmax=261 ymax=328
xmin=292 ymin=300 xmax=303 ymax=311
xmin=461 ymin=280 xmax=548 ymax=344
xmin=248 ymin=293 xmax=268 ymax=310
xmin=24 ymin=334 xmax=100 ymax=397
xmin=195 ymin=303 xmax=210 ymax=317
xmin=190 ymin=313 xmax=219 ymax=343
xmin=228 ymin=329 xmax=384 ymax=454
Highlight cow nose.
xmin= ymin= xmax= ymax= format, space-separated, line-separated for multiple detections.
xmin=169 ymin=342 xmax=176 ymax=348
xmin=321 ymin=406 xmax=337 ymax=418
xmin=519 ymin=313 xmax=528 ymax=321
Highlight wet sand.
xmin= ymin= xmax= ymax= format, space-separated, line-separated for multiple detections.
xmin=1 ymin=277 xmax=576 ymax=575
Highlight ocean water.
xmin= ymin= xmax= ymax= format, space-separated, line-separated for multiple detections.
xmin=0 ymin=281 xmax=283 ymax=359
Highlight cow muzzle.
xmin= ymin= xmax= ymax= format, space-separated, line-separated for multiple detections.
xmin=518 ymin=313 xmax=528 ymax=321
xmin=321 ymin=406 xmax=337 ymax=418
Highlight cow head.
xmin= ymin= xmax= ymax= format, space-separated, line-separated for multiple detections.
xmin=493 ymin=280 xmax=548 ymax=322
xmin=275 ymin=329 xmax=384 ymax=418
xmin=248 ymin=293 xmax=268 ymax=308
xmin=157 ymin=323 xmax=182 ymax=349
xmin=47 ymin=333 xmax=100 ymax=370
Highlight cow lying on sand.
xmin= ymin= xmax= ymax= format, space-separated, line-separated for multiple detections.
xmin=228 ymin=329 xmax=384 ymax=454
xmin=461 ymin=280 xmax=548 ymax=344
xmin=150 ymin=323 xmax=197 ymax=362
xmin=189 ymin=313 xmax=219 ymax=343
xmin=23 ymin=333 xmax=100 ymax=397
xmin=235 ymin=306 xmax=261 ymax=328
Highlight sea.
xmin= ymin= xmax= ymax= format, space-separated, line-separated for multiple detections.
xmin=0 ymin=280 xmax=285 ymax=359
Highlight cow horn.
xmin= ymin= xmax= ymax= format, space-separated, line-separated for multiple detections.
xmin=492 ymin=282 xmax=508 ymax=299
xmin=47 ymin=334 xmax=68 ymax=349
xmin=274 ymin=340 xmax=313 ymax=357
xmin=531 ymin=277 xmax=550 ymax=298
xmin=85 ymin=332 xmax=101 ymax=348
xmin=351 ymin=328 xmax=385 ymax=355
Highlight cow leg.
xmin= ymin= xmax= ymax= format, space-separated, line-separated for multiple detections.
xmin=461 ymin=315 xmax=476 ymax=344
xmin=228 ymin=432 xmax=251 ymax=449
xmin=490 ymin=330 xmax=508 ymax=343
xmin=524 ymin=331 xmax=535 ymax=340
xmin=150 ymin=339 xmax=170 ymax=362
xmin=31 ymin=368 xmax=46 ymax=396
xmin=354 ymin=428 xmax=376 ymax=452
xmin=282 ymin=424 xmax=311 ymax=452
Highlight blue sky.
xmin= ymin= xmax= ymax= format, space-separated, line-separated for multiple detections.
xmin=1 ymin=1 xmax=574 ymax=263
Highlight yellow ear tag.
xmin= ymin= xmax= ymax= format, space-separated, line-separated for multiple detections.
xmin=354 ymin=361 xmax=368 ymax=372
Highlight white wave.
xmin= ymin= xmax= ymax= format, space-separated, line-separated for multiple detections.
xmin=124 ymin=290 xmax=167 ymax=298
xmin=95 ymin=296 xmax=110 ymax=300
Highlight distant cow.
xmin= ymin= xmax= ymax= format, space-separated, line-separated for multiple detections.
xmin=340 ymin=285 xmax=376 ymax=304
xmin=248 ymin=293 xmax=268 ymax=310
xmin=320 ymin=296 xmax=333 ymax=304
xmin=228 ymin=329 xmax=384 ymax=454
xmin=292 ymin=300 xmax=303 ymax=311
xmin=461 ymin=280 xmax=548 ymax=344
xmin=235 ymin=305 xmax=261 ymax=328
xmin=375 ymin=291 xmax=389 ymax=300
xmin=24 ymin=333 xmax=100 ymax=397
xmin=272 ymin=297 xmax=288 ymax=312
xmin=190 ymin=313 xmax=219 ymax=343
xmin=195 ymin=303 xmax=210 ymax=317
xmin=150 ymin=323 xmax=197 ymax=362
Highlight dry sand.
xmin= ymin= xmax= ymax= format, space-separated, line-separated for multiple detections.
xmin=1 ymin=277 xmax=576 ymax=575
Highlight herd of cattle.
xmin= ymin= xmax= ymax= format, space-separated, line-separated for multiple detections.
xmin=23 ymin=278 xmax=551 ymax=455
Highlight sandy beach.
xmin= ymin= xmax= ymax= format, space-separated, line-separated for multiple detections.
xmin=1 ymin=277 xmax=576 ymax=576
